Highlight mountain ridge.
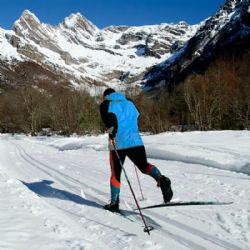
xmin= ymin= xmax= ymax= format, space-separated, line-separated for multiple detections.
xmin=0 ymin=9 xmax=198 ymax=94
xmin=143 ymin=0 xmax=250 ymax=90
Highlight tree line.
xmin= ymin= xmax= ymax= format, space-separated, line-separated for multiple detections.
xmin=133 ymin=52 xmax=250 ymax=132
xmin=0 ymin=84 xmax=101 ymax=135
xmin=0 ymin=52 xmax=249 ymax=135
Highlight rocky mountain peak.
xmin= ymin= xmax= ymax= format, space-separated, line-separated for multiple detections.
xmin=224 ymin=0 xmax=241 ymax=7
xmin=13 ymin=10 xmax=41 ymax=34
xmin=221 ymin=0 xmax=249 ymax=13
xmin=0 ymin=9 xmax=198 ymax=94
xmin=20 ymin=9 xmax=40 ymax=23
xmin=62 ymin=12 xmax=98 ymax=36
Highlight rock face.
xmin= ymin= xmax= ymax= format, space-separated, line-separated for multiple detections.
xmin=143 ymin=0 xmax=250 ymax=90
xmin=0 ymin=10 xmax=197 ymax=93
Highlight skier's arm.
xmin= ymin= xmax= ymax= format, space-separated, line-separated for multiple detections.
xmin=99 ymin=100 xmax=118 ymax=139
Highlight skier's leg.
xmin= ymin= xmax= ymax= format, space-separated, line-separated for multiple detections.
xmin=127 ymin=146 xmax=161 ymax=180
xmin=109 ymin=150 xmax=125 ymax=203
xmin=127 ymin=146 xmax=173 ymax=202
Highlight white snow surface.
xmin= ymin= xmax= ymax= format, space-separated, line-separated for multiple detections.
xmin=0 ymin=131 xmax=249 ymax=250
xmin=0 ymin=29 xmax=24 ymax=61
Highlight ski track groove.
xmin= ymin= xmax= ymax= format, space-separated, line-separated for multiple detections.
xmin=8 ymin=140 xmax=134 ymax=250
xmin=143 ymin=209 xmax=243 ymax=250
xmin=7 ymin=139 xmax=246 ymax=250
xmin=5 ymin=144 xmax=108 ymax=249
xmin=9 ymin=139 xmax=206 ymax=249
xmin=12 ymin=140 xmax=194 ymax=249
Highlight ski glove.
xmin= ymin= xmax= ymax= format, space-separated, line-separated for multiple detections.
xmin=108 ymin=138 xmax=116 ymax=151
xmin=106 ymin=126 xmax=116 ymax=150
xmin=106 ymin=126 xmax=116 ymax=140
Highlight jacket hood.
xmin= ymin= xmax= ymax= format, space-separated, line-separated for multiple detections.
xmin=108 ymin=92 xmax=126 ymax=101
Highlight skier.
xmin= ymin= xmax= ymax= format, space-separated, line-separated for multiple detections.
xmin=100 ymin=88 xmax=173 ymax=212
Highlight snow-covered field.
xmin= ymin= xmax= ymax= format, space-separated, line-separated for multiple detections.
xmin=0 ymin=131 xmax=249 ymax=250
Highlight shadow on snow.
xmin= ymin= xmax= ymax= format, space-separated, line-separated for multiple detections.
xmin=21 ymin=179 xmax=103 ymax=209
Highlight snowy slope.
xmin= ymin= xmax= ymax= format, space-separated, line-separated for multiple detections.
xmin=0 ymin=28 xmax=24 ymax=61
xmin=0 ymin=131 xmax=249 ymax=250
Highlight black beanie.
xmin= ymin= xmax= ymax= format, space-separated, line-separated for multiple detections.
xmin=103 ymin=88 xmax=115 ymax=97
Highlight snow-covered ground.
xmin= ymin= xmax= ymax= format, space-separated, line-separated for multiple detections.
xmin=0 ymin=131 xmax=249 ymax=250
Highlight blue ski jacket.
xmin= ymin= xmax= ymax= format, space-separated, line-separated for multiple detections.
xmin=100 ymin=92 xmax=143 ymax=150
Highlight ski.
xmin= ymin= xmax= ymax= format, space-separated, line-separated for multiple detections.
xmin=138 ymin=201 xmax=233 ymax=210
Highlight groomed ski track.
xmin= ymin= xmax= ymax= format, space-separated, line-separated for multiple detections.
xmin=0 ymin=133 xmax=249 ymax=250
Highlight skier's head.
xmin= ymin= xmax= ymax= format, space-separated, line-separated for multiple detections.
xmin=103 ymin=88 xmax=115 ymax=99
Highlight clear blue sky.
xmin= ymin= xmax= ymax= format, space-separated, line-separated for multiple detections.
xmin=0 ymin=0 xmax=226 ymax=29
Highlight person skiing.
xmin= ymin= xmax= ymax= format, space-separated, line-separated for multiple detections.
xmin=100 ymin=88 xmax=173 ymax=212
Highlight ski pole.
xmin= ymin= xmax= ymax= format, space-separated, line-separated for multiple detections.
xmin=112 ymin=141 xmax=153 ymax=235
xmin=134 ymin=164 xmax=145 ymax=201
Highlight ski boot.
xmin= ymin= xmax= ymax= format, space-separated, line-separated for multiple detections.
xmin=157 ymin=175 xmax=173 ymax=203
xmin=104 ymin=201 xmax=120 ymax=213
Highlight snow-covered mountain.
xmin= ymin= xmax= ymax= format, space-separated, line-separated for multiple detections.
xmin=0 ymin=10 xmax=198 ymax=93
xmin=143 ymin=0 xmax=250 ymax=90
